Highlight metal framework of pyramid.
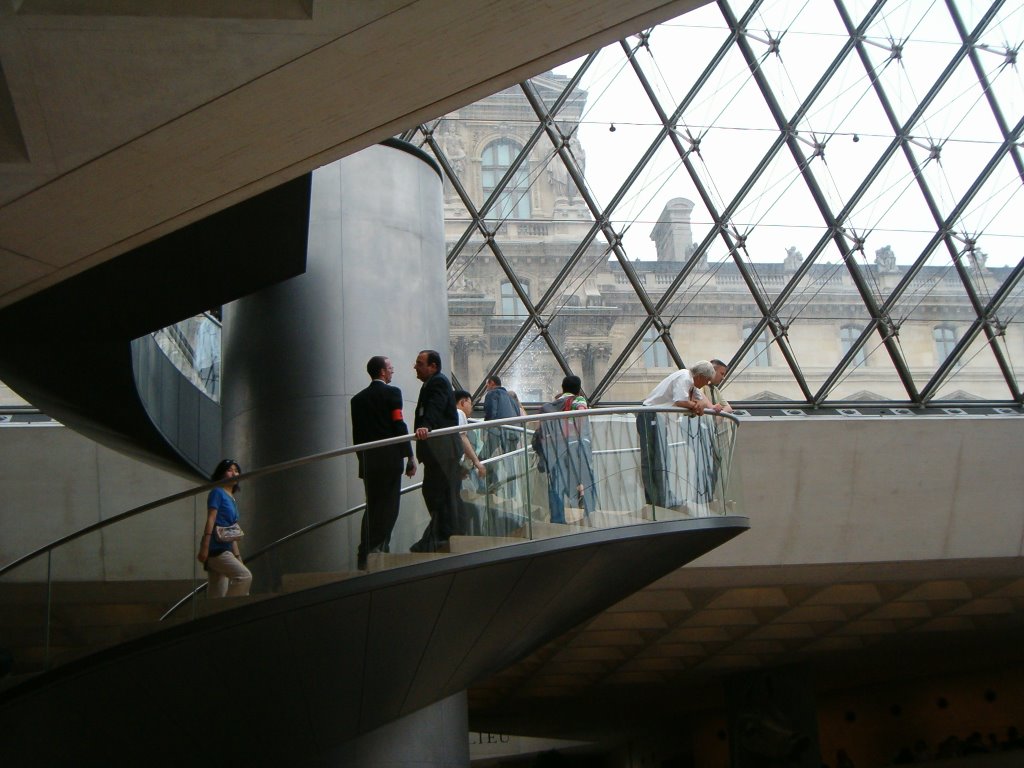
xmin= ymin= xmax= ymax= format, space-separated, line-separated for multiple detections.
xmin=401 ymin=0 xmax=1023 ymax=408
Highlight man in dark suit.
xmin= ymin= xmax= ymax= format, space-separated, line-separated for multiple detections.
xmin=411 ymin=349 xmax=463 ymax=551
xmin=351 ymin=356 xmax=416 ymax=569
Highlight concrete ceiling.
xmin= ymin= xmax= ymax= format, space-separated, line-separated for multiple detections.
xmin=470 ymin=559 xmax=1024 ymax=738
xmin=0 ymin=0 xmax=706 ymax=309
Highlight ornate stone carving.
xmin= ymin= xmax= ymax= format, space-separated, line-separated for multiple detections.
xmin=875 ymin=245 xmax=897 ymax=272
xmin=784 ymin=246 xmax=803 ymax=272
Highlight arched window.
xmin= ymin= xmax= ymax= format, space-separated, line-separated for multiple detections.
xmin=840 ymin=325 xmax=867 ymax=368
xmin=500 ymin=279 xmax=529 ymax=317
xmin=743 ymin=323 xmax=771 ymax=368
xmin=933 ymin=325 xmax=958 ymax=363
xmin=643 ymin=327 xmax=670 ymax=369
xmin=481 ymin=140 xmax=531 ymax=221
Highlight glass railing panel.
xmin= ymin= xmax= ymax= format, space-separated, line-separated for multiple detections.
xmin=0 ymin=553 xmax=50 ymax=682
xmin=0 ymin=496 xmax=208 ymax=684
xmin=521 ymin=410 xmax=741 ymax=536
xmin=0 ymin=407 xmax=742 ymax=684
xmin=471 ymin=423 xmax=535 ymax=543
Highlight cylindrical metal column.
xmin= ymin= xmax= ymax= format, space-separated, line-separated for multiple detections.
xmin=221 ymin=141 xmax=446 ymax=575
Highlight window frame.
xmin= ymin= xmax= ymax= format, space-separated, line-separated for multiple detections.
xmin=481 ymin=139 xmax=531 ymax=221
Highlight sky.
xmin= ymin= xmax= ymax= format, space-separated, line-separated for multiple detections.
xmin=548 ymin=0 xmax=1023 ymax=270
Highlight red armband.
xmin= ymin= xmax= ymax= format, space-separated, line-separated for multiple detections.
xmin=391 ymin=408 xmax=404 ymax=421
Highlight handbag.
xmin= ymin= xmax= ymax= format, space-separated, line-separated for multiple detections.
xmin=215 ymin=522 xmax=244 ymax=542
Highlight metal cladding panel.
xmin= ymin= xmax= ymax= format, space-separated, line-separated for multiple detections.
xmin=361 ymin=573 xmax=457 ymax=729
xmin=404 ymin=559 xmax=533 ymax=709
xmin=450 ymin=544 xmax=602 ymax=680
xmin=285 ymin=593 xmax=374 ymax=746
xmin=0 ymin=517 xmax=747 ymax=766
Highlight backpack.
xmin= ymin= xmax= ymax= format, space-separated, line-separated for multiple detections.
xmin=530 ymin=396 xmax=575 ymax=471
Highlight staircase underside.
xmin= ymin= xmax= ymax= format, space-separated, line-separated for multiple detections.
xmin=0 ymin=517 xmax=747 ymax=766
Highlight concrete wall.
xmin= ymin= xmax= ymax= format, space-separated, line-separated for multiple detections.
xmin=0 ymin=424 xmax=194 ymax=581
xmin=697 ymin=415 xmax=1024 ymax=568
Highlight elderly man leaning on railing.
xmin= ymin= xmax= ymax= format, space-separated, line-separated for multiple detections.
xmin=635 ymin=361 xmax=723 ymax=511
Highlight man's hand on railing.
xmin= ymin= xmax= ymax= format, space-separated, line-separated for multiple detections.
xmin=415 ymin=427 xmax=429 ymax=440
xmin=674 ymin=398 xmax=706 ymax=415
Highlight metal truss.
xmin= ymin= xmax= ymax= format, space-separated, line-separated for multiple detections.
xmin=410 ymin=0 xmax=1024 ymax=408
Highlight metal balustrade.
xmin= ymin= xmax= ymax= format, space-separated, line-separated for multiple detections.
xmin=0 ymin=407 xmax=741 ymax=685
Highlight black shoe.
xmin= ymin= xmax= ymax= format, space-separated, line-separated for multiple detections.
xmin=410 ymin=538 xmax=431 ymax=553
xmin=357 ymin=558 xmax=368 ymax=570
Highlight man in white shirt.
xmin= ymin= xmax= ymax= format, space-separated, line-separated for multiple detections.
xmin=454 ymin=389 xmax=486 ymax=534
xmin=637 ymin=360 xmax=716 ymax=509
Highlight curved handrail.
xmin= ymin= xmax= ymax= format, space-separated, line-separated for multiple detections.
xmin=157 ymin=477 xmax=430 ymax=620
xmin=1 ymin=405 xmax=741 ymax=680
xmin=159 ymin=407 xmax=737 ymax=619
xmin=0 ymin=406 xmax=738 ymax=578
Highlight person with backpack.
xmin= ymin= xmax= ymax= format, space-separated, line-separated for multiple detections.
xmin=533 ymin=375 xmax=596 ymax=524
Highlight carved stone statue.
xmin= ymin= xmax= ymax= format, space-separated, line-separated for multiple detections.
xmin=783 ymin=246 xmax=803 ymax=271
xmin=875 ymin=245 xmax=896 ymax=272
xmin=439 ymin=126 xmax=466 ymax=176
xmin=547 ymin=157 xmax=573 ymax=202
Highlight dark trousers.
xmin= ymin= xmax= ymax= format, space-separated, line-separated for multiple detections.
xmin=421 ymin=453 xmax=461 ymax=542
xmin=358 ymin=457 xmax=403 ymax=561
xmin=636 ymin=412 xmax=670 ymax=508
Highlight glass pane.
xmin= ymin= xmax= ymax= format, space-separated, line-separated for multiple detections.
xmin=714 ymin=317 xmax=797 ymax=402
xmin=887 ymin=250 xmax=978 ymax=388
xmin=683 ymin=55 xmax=783 ymax=213
xmin=535 ymin=56 xmax=589 ymax=115
xmin=993 ymin=273 xmax=1024 ymax=389
xmin=563 ymin=46 xmax=666 ymax=213
xmin=860 ymin=5 xmax=961 ymax=129
xmin=496 ymin=333 xmax=569 ymax=407
xmin=978 ymin=11 xmax=1024 ymax=118
xmin=149 ymin=313 xmax=221 ymax=401
xmin=778 ymin=266 xmax=875 ymax=394
xmin=949 ymin=156 xmax=1024 ymax=298
xmin=423 ymin=0 xmax=1024 ymax=408
xmin=746 ymin=2 xmax=849 ymax=122
xmin=606 ymin=142 xmax=690 ymax=287
xmin=930 ymin=330 xmax=1016 ymax=401
xmin=632 ymin=8 xmax=733 ymax=112
xmin=844 ymin=158 xmax=940 ymax=284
